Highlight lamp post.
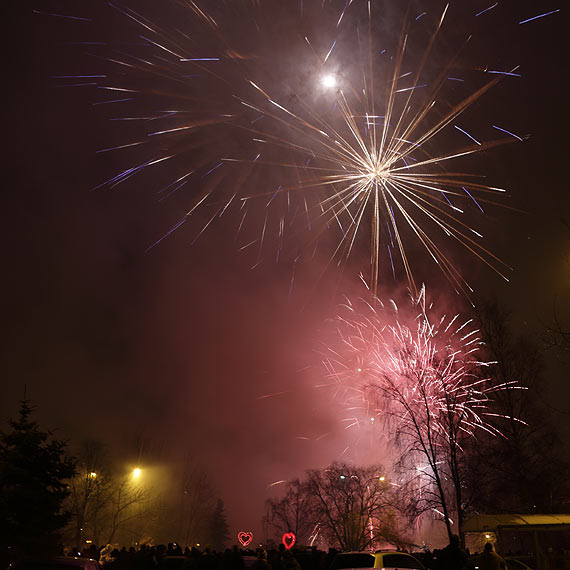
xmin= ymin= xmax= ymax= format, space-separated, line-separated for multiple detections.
xmin=365 ymin=474 xmax=388 ymax=551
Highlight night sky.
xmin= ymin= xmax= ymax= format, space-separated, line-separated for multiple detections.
xmin=3 ymin=0 xmax=568 ymax=542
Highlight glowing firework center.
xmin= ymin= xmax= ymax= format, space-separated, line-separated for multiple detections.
xmin=321 ymin=73 xmax=338 ymax=89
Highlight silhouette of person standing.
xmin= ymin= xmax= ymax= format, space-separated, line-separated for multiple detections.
xmin=478 ymin=543 xmax=506 ymax=570
xmin=437 ymin=535 xmax=468 ymax=570
xmin=251 ymin=549 xmax=272 ymax=570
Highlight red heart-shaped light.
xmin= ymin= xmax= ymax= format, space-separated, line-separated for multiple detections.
xmin=282 ymin=532 xmax=296 ymax=550
xmin=238 ymin=531 xmax=253 ymax=547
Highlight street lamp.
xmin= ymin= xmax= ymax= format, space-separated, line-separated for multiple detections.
xmin=132 ymin=467 xmax=142 ymax=479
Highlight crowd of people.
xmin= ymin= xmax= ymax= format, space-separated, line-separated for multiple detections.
xmin=73 ymin=543 xmax=333 ymax=570
xmin=66 ymin=537 xmax=514 ymax=570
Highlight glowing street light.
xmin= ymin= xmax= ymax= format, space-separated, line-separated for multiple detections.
xmin=89 ymin=472 xmax=97 ymax=479
xmin=132 ymin=467 xmax=142 ymax=479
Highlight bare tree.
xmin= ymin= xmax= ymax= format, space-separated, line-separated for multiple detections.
xmin=471 ymin=300 xmax=570 ymax=513
xmin=88 ymin=468 xmax=114 ymax=545
xmin=208 ymin=498 xmax=230 ymax=551
xmin=66 ymin=440 xmax=112 ymax=547
xmin=104 ymin=477 xmax=150 ymax=544
xmin=545 ymin=220 xmax=570 ymax=363
xmin=264 ymin=463 xmax=405 ymax=550
xmin=305 ymin=463 xmax=403 ymax=550
xmin=263 ymin=479 xmax=315 ymax=545
xmin=368 ymin=350 xmax=479 ymax=541
xmin=173 ymin=456 xmax=217 ymax=545
xmin=547 ymin=312 xmax=570 ymax=360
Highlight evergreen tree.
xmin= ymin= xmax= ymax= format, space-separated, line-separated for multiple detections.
xmin=208 ymin=498 xmax=230 ymax=551
xmin=0 ymin=399 xmax=76 ymax=557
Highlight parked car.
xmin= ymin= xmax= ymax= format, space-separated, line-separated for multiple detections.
xmin=330 ymin=551 xmax=425 ymax=570
xmin=8 ymin=557 xmax=103 ymax=570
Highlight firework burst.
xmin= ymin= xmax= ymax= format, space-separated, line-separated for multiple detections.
xmin=323 ymin=288 xmax=523 ymax=441
xmin=321 ymin=287 xmax=527 ymax=525
xmin=46 ymin=0 xmax=547 ymax=294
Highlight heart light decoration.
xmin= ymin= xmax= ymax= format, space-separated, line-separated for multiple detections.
xmin=282 ymin=532 xmax=296 ymax=550
xmin=237 ymin=531 xmax=253 ymax=547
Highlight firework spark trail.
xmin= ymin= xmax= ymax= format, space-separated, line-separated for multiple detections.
xmin=46 ymin=0 xmax=558 ymax=295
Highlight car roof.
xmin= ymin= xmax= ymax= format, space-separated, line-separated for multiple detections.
xmin=335 ymin=551 xmax=410 ymax=553
xmin=331 ymin=550 xmax=424 ymax=569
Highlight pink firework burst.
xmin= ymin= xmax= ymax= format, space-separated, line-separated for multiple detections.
xmin=325 ymin=288 xmax=521 ymax=439
xmin=323 ymin=288 xmax=526 ymax=529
